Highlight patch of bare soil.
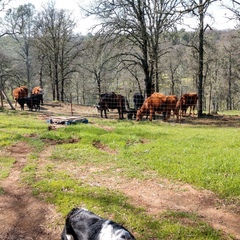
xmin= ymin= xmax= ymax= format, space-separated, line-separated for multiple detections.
xmin=92 ymin=141 xmax=118 ymax=155
xmin=1 ymin=102 xmax=240 ymax=239
xmin=0 ymin=142 xmax=62 ymax=240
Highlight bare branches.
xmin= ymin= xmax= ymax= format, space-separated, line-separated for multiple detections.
xmin=0 ymin=0 xmax=10 ymax=12
xmin=84 ymin=0 xmax=183 ymax=95
xmin=33 ymin=2 xmax=82 ymax=101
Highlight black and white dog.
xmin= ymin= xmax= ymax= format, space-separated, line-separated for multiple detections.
xmin=61 ymin=208 xmax=136 ymax=240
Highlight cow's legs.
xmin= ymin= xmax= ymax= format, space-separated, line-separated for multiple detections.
xmin=191 ymin=105 xmax=196 ymax=116
xmin=118 ymin=108 xmax=123 ymax=119
xmin=20 ymin=103 xmax=24 ymax=111
xmin=183 ymin=107 xmax=187 ymax=117
xmin=189 ymin=106 xmax=192 ymax=116
xmin=174 ymin=109 xmax=179 ymax=122
xmin=164 ymin=111 xmax=171 ymax=121
xmin=104 ymin=109 xmax=108 ymax=118
xmin=100 ymin=108 xmax=107 ymax=118
xmin=149 ymin=109 xmax=154 ymax=121
xmin=120 ymin=108 xmax=124 ymax=119
xmin=189 ymin=105 xmax=196 ymax=117
xmin=162 ymin=112 xmax=167 ymax=121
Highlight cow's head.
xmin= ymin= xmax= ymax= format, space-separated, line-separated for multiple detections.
xmin=96 ymin=104 xmax=101 ymax=111
xmin=136 ymin=109 xmax=143 ymax=121
xmin=32 ymin=86 xmax=43 ymax=95
xmin=176 ymin=96 xmax=185 ymax=108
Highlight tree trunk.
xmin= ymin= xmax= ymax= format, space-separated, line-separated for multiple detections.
xmin=227 ymin=53 xmax=232 ymax=110
xmin=198 ymin=0 xmax=204 ymax=117
xmin=38 ymin=55 xmax=44 ymax=88
xmin=54 ymin=63 xmax=59 ymax=101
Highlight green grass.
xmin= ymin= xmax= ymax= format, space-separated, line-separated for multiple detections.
xmin=119 ymin=124 xmax=240 ymax=198
xmin=48 ymin=119 xmax=240 ymax=199
xmin=0 ymin=110 xmax=239 ymax=239
xmin=0 ymin=156 xmax=16 ymax=180
xmin=220 ymin=110 xmax=240 ymax=116
xmin=0 ymin=111 xmax=46 ymax=147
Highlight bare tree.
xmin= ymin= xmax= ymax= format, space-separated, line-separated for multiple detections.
xmin=0 ymin=52 xmax=12 ymax=89
xmin=3 ymin=3 xmax=35 ymax=89
xmin=78 ymin=35 xmax=119 ymax=95
xmin=180 ymin=0 xmax=218 ymax=116
xmin=85 ymin=0 xmax=183 ymax=96
xmin=220 ymin=30 xmax=240 ymax=110
xmin=162 ymin=45 xmax=185 ymax=95
xmin=0 ymin=0 xmax=11 ymax=37
xmin=33 ymin=1 xmax=81 ymax=101
xmin=223 ymin=0 xmax=240 ymax=22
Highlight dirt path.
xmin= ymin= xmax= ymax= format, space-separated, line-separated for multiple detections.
xmin=103 ymin=177 xmax=240 ymax=238
xmin=0 ymin=143 xmax=61 ymax=240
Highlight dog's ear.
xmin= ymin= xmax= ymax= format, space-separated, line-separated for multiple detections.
xmin=61 ymin=209 xmax=78 ymax=240
xmin=65 ymin=217 xmax=75 ymax=237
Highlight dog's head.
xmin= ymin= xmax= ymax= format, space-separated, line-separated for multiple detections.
xmin=61 ymin=208 xmax=136 ymax=240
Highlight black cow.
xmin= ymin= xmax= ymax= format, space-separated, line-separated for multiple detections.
xmin=133 ymin=92 xmax=144 ymax=110
xmin=61 ymin=208 xmax=136 ymax=240
xmin=128 ymin=93 xmax=144 ymax=119
xmin=26 ymin=95 xmax=41 ymax=111
xmin=31 ymin=92 xmax=43 ymax=106
xmin=16 ymin=98 xmax=27 ymax=110
xmin=97 ymin=92 xmax=128 ymax=119
xmin=15 ymin=95 xmax=40 ymax=111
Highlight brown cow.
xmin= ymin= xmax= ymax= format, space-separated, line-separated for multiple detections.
xmin=176 ymin=92 xmax=198 ymax=117
xmin=20 ymin=86 xmax=28 ymax=96
xmin=136 ymin=93 xmax=179 ymax=122
xmin=12 ymin=86 xmax=28 ymax=108
xmin=136 ymin=93 xmax=165 ymax=121
xmin=32 ymin=86 xmax=43 ymax=95
xmin=165 ymin=95 xmax=179 ymax=121
xmin=32 ymin=86 xmax=43 ymax=105
xmin=136 ymin=93 xmax=160 ymax=121
xmin=97 ymin=92 xmax=128 ymax=119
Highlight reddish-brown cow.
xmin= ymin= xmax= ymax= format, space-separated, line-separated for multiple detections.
xmin=32 ymin=86 xmax=43 ymax=95
xmin=31 ymin=86 xmax=43 ymax=105
xmin=20 ymin=86 xmax=28 ymax=96
xmin=136 ymin=93 xmax=179 ymax=122
xmin=176 ymin=92 xmax=198 ymax=117
xmin=165 ymin=95 xmax=179 ymax=121
xmin=12 ymin=86 xmax=28 ymax=108
xmin=136 ymin=93 xmax=165 ymax=121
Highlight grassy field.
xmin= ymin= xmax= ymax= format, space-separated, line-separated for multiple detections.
xmin=0 ymin=109 xmax=239 ymax=239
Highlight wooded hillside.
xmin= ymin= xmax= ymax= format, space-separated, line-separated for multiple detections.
xmin=0 ymin=1 xmax=239 ymax=113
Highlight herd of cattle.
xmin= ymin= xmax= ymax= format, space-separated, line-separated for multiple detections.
xmin=97 ymin=92 xmax=198 ymax=122
xmin=12 ymin=86 xmax=43 ymax=111
xmin=12 ymin=86 xmax=198 ymax=122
